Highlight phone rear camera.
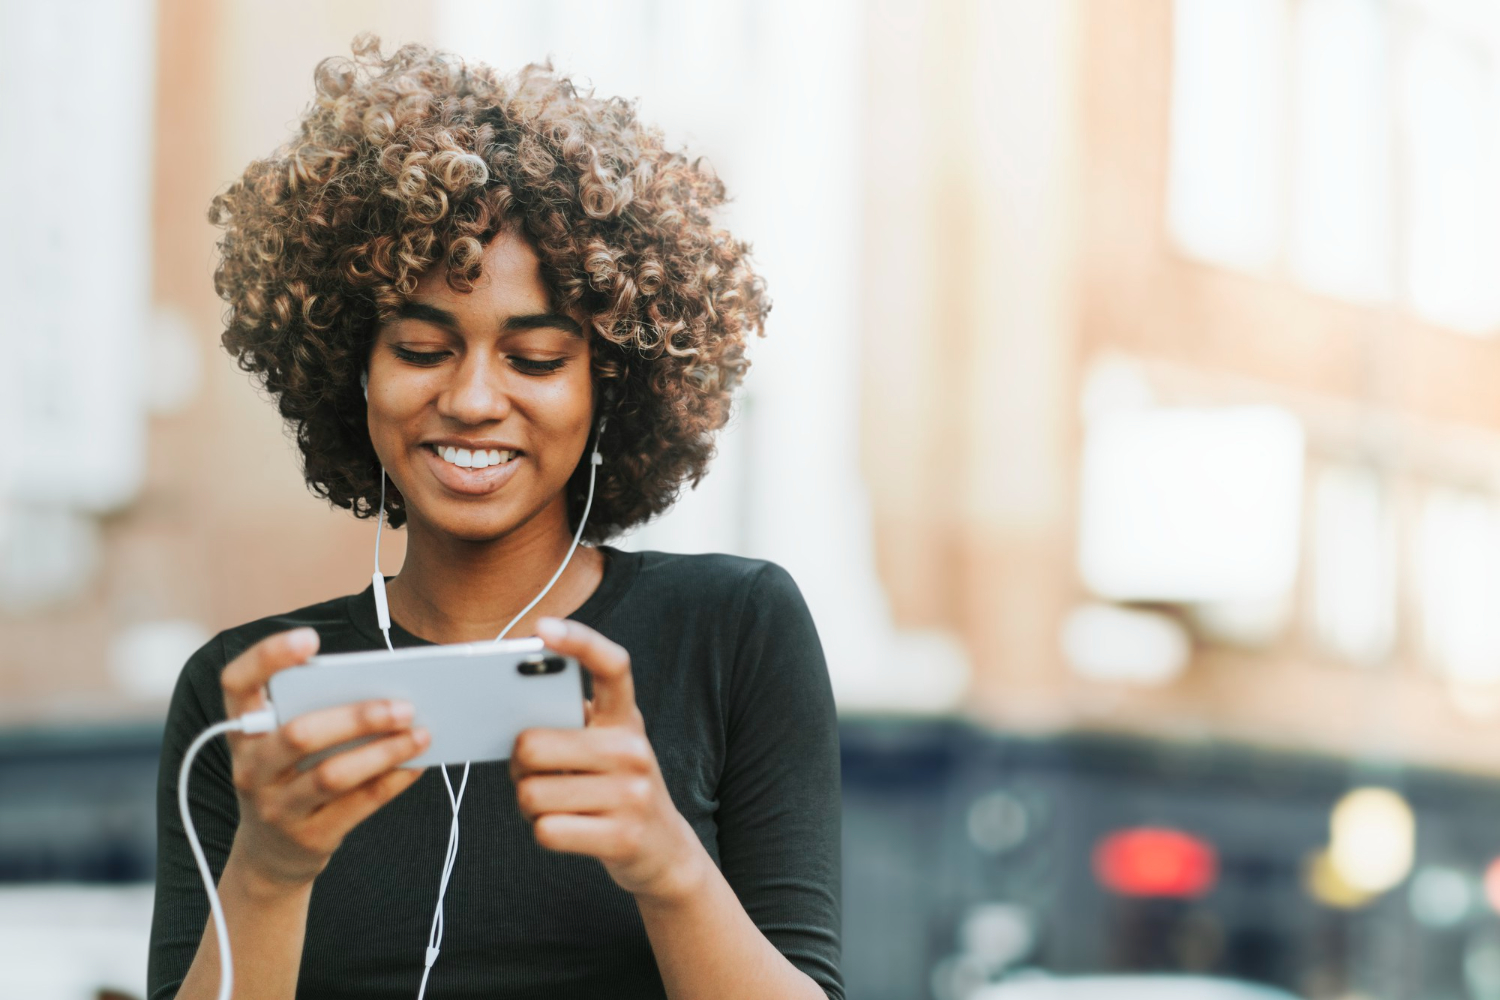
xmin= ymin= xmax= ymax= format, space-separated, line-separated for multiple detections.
xmin=518 ymin=655 xmax=567 ymax=676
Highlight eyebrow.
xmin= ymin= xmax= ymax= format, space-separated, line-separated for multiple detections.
xmin=504 ymin=312 xmax=584 ymax=337
xmin=395 ymin=302 xmax=583 ymax=338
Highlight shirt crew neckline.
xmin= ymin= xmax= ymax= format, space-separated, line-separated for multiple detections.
xmin=344 ymin=544 xmax=640 ymax=648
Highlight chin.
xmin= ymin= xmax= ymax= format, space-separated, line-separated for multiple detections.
xmin=427 ymin=508 xmax=524 ymax=544
xmin=407 ymin=494 xmax=549 ymax=545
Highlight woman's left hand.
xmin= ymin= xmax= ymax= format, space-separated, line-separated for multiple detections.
xmin=511 ymin=617 xmax=705 ymax=903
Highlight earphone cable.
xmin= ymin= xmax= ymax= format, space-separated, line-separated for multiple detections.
xmin=415 ymin=418 xmax=605 ymax=999
xmin=178 ymin=708 xmax=277 ymax=1000
xmin=179 ymin=421 xmax=607 ymax=1000
xmin=494 ymin=416 xmax=606 ymax=643
xmin=417 ymin=762 xmax=470 ymax=1000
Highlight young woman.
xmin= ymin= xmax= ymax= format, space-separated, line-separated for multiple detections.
xmin=147 ymin=38 xmax=842 ymax=1000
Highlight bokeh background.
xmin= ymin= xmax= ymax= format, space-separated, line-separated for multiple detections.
xmin=6 ymin=1 xmax=1500 ymax=998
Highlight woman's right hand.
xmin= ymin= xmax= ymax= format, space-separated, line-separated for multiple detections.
xmin=218 ymin=627 xmax=430 ymax=890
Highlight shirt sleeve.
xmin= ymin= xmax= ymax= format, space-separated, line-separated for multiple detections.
xmin=146 ymin=634 xmax=238 ymax=1000
xmin=715 ymin=562 xmax=844 ymax=1000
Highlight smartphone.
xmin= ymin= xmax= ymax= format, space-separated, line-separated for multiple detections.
xmin=266 ymin=638 xmax=585 ymax=768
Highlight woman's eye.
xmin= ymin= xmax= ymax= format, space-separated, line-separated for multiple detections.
xmin=392 ymin=346 xmax=449 ymax=366
xmin=510 ymin=357 xmax=567 ymax=375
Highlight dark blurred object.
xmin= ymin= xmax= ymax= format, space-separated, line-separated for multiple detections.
xmin=10 ymin=719 xmax=1500 ymax=1000
xmin=0 ymin=725 xmax=160 ymax=882
xmin=98 ymin=990 xmax=142 ymax=1000
xmin=841 ymin=718 xmax=1500 ymax=1000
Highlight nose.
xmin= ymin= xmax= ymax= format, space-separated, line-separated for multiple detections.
xmin=436 ymin=355 xmax=511 ymax=426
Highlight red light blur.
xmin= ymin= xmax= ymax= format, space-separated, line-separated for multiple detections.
xmin=1484 ymin=857 xmax=1500 ymax=913
xmin=1093 ymin=827 xmax=1218 ymax=899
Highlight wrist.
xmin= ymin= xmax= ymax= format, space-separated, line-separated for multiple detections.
xmin=632 ymin=817 xmax=713 ymax=910
xmin=222 ymin=841 xmax=319 ymax=904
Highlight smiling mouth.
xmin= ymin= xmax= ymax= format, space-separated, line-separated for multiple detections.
xmin=426 ymin=445 xmax=521 ymax=470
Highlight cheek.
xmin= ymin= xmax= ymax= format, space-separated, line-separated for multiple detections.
xmin=365 ymin=378 xmax=433 ymax=463
xmin=525 ymin=371 xmax=595 ymax=438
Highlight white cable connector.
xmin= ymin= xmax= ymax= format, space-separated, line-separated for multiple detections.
xmin=179 ymin=708 xmax=280 ymax=1000
xmin=372 ymin=570 xmax=392 ymax=636
xmin=374 ymin=472 xmax=395 ymax=652
xmin=238 ymin=708 xmax=278 ymax=735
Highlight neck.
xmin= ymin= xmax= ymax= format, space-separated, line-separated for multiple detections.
xmin=382 ymin=498 xmax=604 ymax=644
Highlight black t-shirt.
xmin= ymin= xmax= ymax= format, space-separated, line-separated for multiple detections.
xmin=147 ymin=547 xmax=843 ymax=1000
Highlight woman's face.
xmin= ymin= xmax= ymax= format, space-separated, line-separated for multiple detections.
xmin=366 ymin=229 xmax=594 ymax=543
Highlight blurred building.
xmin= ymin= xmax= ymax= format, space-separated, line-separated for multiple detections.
xmin=11 ymin=0 xmax=1499 ymax=764
xmin=8 ymin=0 xmax=1498 ymax=774
xmin=863 ymin=0 xmax=1500 ymax=777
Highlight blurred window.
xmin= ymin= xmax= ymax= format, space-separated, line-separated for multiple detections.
xmin=1399 ymin=15 xmax=1500 ymax=333
xmin=1290 ymin=0 xmax=1393 ymax=303
xmin=1416 ymin=488 xmax=1500 ymax=682
xmin=1167 ymin=0 xmax=1286 ymax=272
xmin=1077 ymin=406 xmax=1305 ymax=604
xmin=0 ymin=1 xmax=155 ymax=610
xmin=1309 ymin=465 xmax=1397 ymax=666
xmin=1168 ymin=0 xmax=1500 ymax=335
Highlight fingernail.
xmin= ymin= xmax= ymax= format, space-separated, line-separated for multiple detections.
xmin=413 ymin=727 xmax=430 ymax=746
xmin=288 ymin=628 xmax=319 ymax=654
xmin=537 ymin=617 xmax=565 ymax=642
xmin=391 ymin=700 xmax=414 ymax=723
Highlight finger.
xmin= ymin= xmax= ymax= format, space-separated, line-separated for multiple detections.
xmin=221 ymin=628 xmax=320 ymax=719
xmin=533 ymin=813 xmax=635 ymax=861
xmin=510 ymin=726 xmax=653 ymax=780
xmin=536 ymin=618 xmax=637 ymax=727
xmin=301 ymin=766 xmax=426 ymax=849
xmin=282 ymin=727 xmax=431 ymax=816
xmin=514 ymin=773 xmax=653 ymax=821
xmin=248 ymin=698 xmax=416 ymax=786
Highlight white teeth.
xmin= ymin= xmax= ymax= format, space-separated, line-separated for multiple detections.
xmin=435 ymin=446 xmax=516 ymax=468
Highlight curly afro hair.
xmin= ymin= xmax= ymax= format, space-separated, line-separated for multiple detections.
xmin=209 ymin=35 xmax=768 ymax=540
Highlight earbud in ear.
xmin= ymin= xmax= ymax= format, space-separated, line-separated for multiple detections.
xmin=361 ymin=370 xmax=369 ymax=401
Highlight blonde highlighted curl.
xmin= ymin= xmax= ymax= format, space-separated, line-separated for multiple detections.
xmin=210 ymin=36 xmax=768 ymax=539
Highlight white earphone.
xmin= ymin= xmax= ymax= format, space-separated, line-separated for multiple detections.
xmin=364 ymin=366 xmax=606 ymax=1000
xmin=180 ymin=366 xmax=609 ymax=1000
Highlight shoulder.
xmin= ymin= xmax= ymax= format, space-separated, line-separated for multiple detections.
xmin=612 ymin=549 xmax=815 ymax=653
xmin=620 ymin=548 xmax=805 ymax=613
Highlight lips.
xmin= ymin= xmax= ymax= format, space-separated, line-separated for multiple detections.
xmin=420 ymin=443 xmax=524 ymax=496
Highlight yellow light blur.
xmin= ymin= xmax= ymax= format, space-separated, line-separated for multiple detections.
xmin=1329 ymin=787 xmax=1416 ymax=894
xmin=1303 ymin=848 xmax=1377 ymax=909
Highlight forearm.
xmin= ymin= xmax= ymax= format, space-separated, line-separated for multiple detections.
xmin=635 ymin=844 xmax=826 ymax=1000
xmin=172 ymin=846 xmax=312 ymax=1000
